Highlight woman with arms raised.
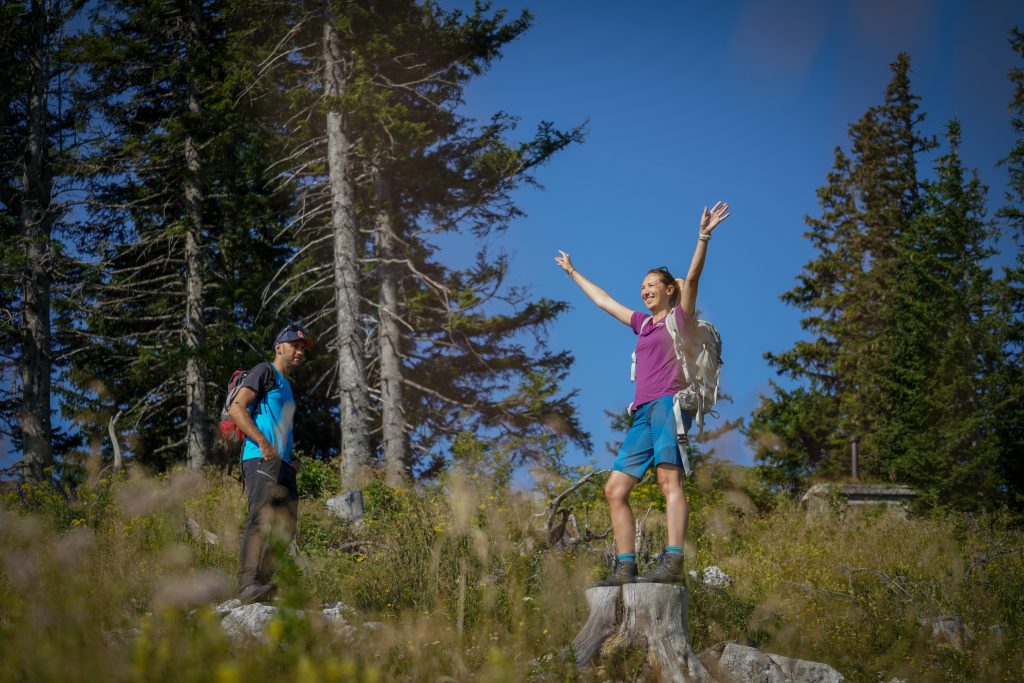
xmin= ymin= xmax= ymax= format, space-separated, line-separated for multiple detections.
xmin=554 ymin=201 xmax=730 ymax=585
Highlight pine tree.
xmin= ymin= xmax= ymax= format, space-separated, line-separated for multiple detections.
xmin=748 ymin=54 xmax=933 ymax=491
xmin=69 ymin=0 xmax=292 ymax=469
xmin=259 ymin=1 xmax=587 ymax=483
xmin=842 ymin=53 xmax=936 ymax=480
xmin=751 ymin=52 xmax=1013 ymax=508
xmin=883 ymin=121 xmax=1005 ymax=508
xmin=995 ymin=27 xmax=1024 ymax=509
xmin=0 ymin=0 xmax=85 ymax=479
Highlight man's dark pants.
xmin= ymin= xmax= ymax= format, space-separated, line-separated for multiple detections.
xmin=238 ymin=457 xmax=298 ymax=590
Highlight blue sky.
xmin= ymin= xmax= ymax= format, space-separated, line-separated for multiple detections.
xmin=437 ymin=0 xmax=1024 ymax=467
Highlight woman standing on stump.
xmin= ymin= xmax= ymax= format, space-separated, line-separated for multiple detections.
xmin=555 ymin=201 xmax=730 ymax=585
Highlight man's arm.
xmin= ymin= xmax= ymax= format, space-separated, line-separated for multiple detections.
xmin=228 ymin=387 xmax=279 ymax=460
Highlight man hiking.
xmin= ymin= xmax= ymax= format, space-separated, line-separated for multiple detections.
xmin=229 ymin=322 xmax=313 ymax=604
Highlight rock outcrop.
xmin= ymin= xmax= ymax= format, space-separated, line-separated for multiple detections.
xmin=699 ymin=641 xmax=845 ymax=683
xmin=325 ymin=490 xmax=365 ymax=524
xmin=214 ymin=599 xmax=360 ymax=643
xmin=688 ymin=565 xmax=733 ymax=588
xmin=920 ymin=615 xmax=973 ymax=650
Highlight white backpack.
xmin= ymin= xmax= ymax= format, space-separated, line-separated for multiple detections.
xmin=630 ymin=308 xmax=723 ymax=440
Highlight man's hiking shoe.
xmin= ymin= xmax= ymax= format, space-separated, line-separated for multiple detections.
xmin=596 ymin=559 xmax=637 ymax=587
xmin=636 ymin=553 xmax=685 ymax=584
xmin=238 ymin=582 xmax=277 ymax=605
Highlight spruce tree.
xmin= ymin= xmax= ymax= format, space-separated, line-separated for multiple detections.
xmin=69 ymin=0 xmax=291 ymax=469
xmin=259 ymin=1 xmax=587 ymax=482
xmin=752 ymin=52 xmax=1013 ymax=508
xmin=842 ymin=53 xmax=935 ymax=480
xmin=883 ymin=121 xmax=1005 ymax=508
xmin=995 ymin=27 xmax=1024 ymax=509
xmin=0 ymin=0 xmax=85 ymax=479
xmin=749 ymin=55 xmax=952 ymax=495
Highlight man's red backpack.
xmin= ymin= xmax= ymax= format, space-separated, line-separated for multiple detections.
xmin=217 ymin=363 xmax=275 ymax=457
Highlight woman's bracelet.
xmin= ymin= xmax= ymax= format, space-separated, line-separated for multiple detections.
xmin=698 ymin=233 xmax=710 ymax=242
xmin=567 ymin=268 xmax=576 ymax=278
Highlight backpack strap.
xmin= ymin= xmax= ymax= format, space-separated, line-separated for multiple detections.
xmin=248 ymin=362 xmax=277 ymax=417
xmin=664 ymin=307 xmax=696 ymax=384
xmin=671 ymin=394 xmax=693 ymax=476
xmin=224 ymin=362 xmax=277 ymax=418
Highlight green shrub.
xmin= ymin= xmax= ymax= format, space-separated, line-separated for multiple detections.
xmin=295 ymin=457 xmax=340 ymax=500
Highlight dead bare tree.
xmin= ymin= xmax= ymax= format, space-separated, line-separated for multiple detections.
xmin=373 ymin=166 xmax=409 ymax=487
xmin=534 ymin=469 xmax=610 ymax=547
xmin=255 ymin=2 xmax=587 ymax=482
xmin=183 ymin=0 xmax=210 ymax=469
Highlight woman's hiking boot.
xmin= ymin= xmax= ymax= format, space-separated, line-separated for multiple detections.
xmin=636 ymin=552 xmax=685 ymax=584
xmin=596 ymin=559 xmax=637 ymax=587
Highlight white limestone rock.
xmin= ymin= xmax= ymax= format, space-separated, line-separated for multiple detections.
xmin=185 ymin=517 xmax=219 ymax=545
xmin=325 ymin=490 xmax=365 ymax=523
xmin=215 ymin=598 xmax=242 ymax=614
xmin=320 ymin=602 xmax=357 ymax=638
xmin=920 ymin=615 xmax=973 ymax=650
xmin=701 ymin=565 xmax=733 ymax=587
xmin=215 ymin=599 xmax=364 ymax=642
xmin=219 ymin=602 xmax=282 ymax=642
xmin=687 ymin=565 xmax=734 ymax=588
xmin=701 ymin=642 xmax=845 ymax=683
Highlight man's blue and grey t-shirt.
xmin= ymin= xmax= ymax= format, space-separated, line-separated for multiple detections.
xmin=239 ymin=362 xmax=295 ymax=463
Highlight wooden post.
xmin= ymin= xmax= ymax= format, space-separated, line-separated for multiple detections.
xmin=849 ymin=434 xmax=860 ymax=481
xmin=573 ymin=584 xmax=712 ymax=682
xmin=108 ymin=410 xmax=123 ymax=471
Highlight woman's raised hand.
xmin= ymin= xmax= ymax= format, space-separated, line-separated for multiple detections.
xmin=554 ymin=249 xmax=631 ymax=324
xmin=699 ymin=201 xmax=731 ymax=236
xmin=554 ymin=249 xmax=575 ymax=275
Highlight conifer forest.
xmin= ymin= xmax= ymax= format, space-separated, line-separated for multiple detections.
xmin=3 ymin=0 xmax=1022 ymax=509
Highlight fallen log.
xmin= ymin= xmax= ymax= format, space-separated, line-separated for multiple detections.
xmin=573 ymin=583 xmax=712 ymax=682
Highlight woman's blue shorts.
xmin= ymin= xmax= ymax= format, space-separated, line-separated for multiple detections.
xmin=613 ymin=395 xmax=692 ymax=479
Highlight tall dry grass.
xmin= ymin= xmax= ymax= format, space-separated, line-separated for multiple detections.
xmin=0 ymin=460 xmax=1021 ymax=682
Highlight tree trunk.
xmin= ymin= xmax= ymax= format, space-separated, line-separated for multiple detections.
xmin=183 ymin=4 xmax=209 ymax=470
xmin=323 ymin=20 xmax=370 ymax=486
xmin=374 ymin=168 xmax=409 ymax=487
xmin=183 ymin=149 xmax=208 ymax=469
xmin=573 ymin=584 xmax=712 ymax=682
xmin=19 ymin=0 xmax=54 ymax=480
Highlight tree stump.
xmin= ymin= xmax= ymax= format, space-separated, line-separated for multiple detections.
xmin=573 ymin=583 xmax=712 ymax=683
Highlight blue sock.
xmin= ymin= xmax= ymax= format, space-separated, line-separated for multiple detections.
xmin=665 ymin=545 xmax=682 ymax=555
xmin=617 ymin=553 xmax=636 ymax=563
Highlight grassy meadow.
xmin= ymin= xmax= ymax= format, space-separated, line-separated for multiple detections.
xmin=0 ymin=458 xmax=1021 ymax=682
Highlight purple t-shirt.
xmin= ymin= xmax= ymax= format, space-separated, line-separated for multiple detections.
xmin=630 ymin=307 xmax=692 ymax=407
